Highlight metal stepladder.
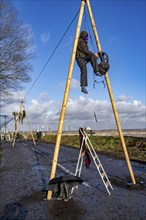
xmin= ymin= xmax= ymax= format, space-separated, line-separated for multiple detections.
xmin=73 ymin=128 xmax=113 ymax=195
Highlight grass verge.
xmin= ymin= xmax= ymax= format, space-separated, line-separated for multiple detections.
xmin=42 ymin=134 xmax=146 ymax=162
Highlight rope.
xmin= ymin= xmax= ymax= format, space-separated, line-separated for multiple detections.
xmin=93 ymin=76 xmax=105 ymax=89
xmin=84 ymin=7 xmax=96 ymax=52
xmin=23 ymin=9 xmax=80 ymax=101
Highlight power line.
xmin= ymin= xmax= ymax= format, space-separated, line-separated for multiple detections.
xmin=23 ymin=9 xmax=80 ymax=101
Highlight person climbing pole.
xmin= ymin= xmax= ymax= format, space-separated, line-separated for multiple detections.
xmin=79 ymin=127 xmax=87 ymax=156
xmin=76 ymin=31 xmax=100 ymax=94
xmin=21 ymin=110 xmax=26 ymax=124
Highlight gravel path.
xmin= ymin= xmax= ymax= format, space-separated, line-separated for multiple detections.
xmin=0 ymin=141 xmax=146 ymax=220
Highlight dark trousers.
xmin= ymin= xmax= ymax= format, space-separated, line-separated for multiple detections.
xmin=59 ymin=182 xmax=71 ymax=197
xmin=76 ymin=54 xmax=99 ymax=87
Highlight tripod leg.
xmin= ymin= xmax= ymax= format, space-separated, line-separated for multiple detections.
xmin=26 ymin=115 xmax=36 ymax=146
xmin=12 ymin=121 xmax=18 ymax=147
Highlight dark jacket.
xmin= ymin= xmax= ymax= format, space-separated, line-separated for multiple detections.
xmin=76 ymin=31 xmax=94 ymax=59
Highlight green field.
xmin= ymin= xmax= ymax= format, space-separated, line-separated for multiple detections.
xmin=42 ymin=134 xmax=146 ymax=162
xmin=1 ymin=133 xmax=145 ymax=162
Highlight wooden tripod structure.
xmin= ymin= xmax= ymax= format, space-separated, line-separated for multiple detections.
xmin=47 ymin=0 xmax=136 ymax=200
xmin=12 ymin=101 xmax=36 ymax=147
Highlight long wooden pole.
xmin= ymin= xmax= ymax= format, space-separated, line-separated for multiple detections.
xmin=12 ymin=101 xmax=24 ymax=147
xmin=4 ymin=115 xmax=7 ymax=134
xmin=85 ymin=0 xmax=136 ymax=184
xmin=26 ymin=115 xmax=36 ymax=145
xmin=47 ymin=0 xmax=86 ymax=200
xmin=12 ymin=120 xmax=18 ymax=147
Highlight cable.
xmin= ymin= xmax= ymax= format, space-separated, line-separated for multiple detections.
xmin=84 ymin=7 xmax=96 ymax=52
xmin=23 ymin=9 xmax=80 ymax=101
xmin=93 ymin=79 xmax=105 ymax=89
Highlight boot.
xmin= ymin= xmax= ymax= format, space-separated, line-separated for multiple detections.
xmin=64 ymin=182 xmax=72 ymax=202
xmin=81 ymin=86 xmax=88 ymax=94
xmin=95 ymin=71 xmax=102 ymax=76
xmin=64 ymin=195 xmax=72 ymax=202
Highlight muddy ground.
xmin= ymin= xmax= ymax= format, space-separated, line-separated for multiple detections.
xmin=0 ymin=141 xmax=146 ymax=220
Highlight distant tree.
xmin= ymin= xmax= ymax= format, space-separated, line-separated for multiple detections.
xmin=0 ymin=0 xmax=34 ymax=99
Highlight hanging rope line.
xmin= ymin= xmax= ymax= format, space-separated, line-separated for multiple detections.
xmin=23 ymin=9 xmax=80 ymax=101
xmin=93 ymin=79 xmax=105 ymax=89
xmin=84 ymin=7 xmax=96 ymax=52
xmin=83 ymin=6 xmax=88 ymax=31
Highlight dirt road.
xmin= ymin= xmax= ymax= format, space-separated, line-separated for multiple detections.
xmin=0 ymin=141 xmax=146 ymax=220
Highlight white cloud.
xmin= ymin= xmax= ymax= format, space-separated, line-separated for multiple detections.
xmin=116 ymin=95 xmax=127 ymax=102
xmin=28 ymin=95 xmax=146 ymax=131
xmin=115 ymin=96 xmax=145 ymax=128
xmin=108 ymin=35 xmax=119 ymax=44
xmin=1 ymin=91 xmax=26 ymax=113
xmin=1 ymin=93 xmax=145 ymax=131
xmin=71 ymin=78 xmax=80 ymax=89
xmin=41 ymin=31 xmax=50 ymax=44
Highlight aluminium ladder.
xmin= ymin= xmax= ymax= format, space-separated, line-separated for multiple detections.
xmin=74 ymin=128 xmax=113 ymax=195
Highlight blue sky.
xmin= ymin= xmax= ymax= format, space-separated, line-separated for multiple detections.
xmin=3 ymin=0 xmax=146 ymax=131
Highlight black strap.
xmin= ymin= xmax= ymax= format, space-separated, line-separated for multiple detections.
xmin=98 ymin=51 xmax=109 ymax=63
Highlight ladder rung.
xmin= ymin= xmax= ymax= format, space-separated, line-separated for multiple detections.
xmin=97 ymin=163 xmax=102 ymax=169
xmin=105 ymin=181 xmax=110 ymax=187
xmin=76 ymin=169 xmax=81 ymax=172
xmin=101 ymin=172 xmax=106 ymax=177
